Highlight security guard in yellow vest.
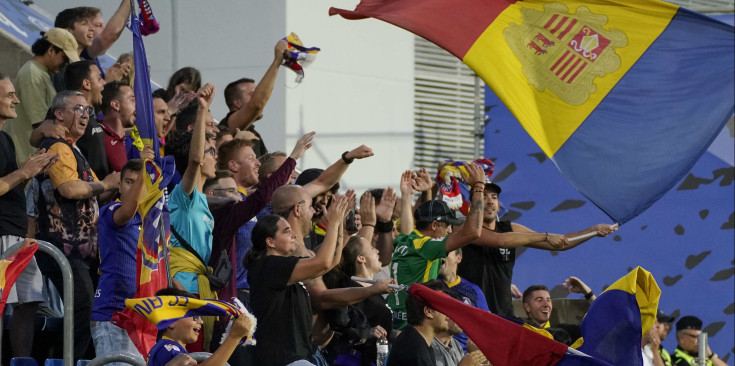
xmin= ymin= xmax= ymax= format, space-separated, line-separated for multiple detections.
xmin=656 ymin=310 xmax=676 ymax=366
xmin=671 ymin=316 xmax=727 ymax=366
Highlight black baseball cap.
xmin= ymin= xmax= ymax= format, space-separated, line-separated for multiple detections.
xmin=657 ymin=310 xmax=675 ymax=323
xmin=294 ymin=168 xmax=340 ymax=193
xmin=484 ymin=177 xmax=501 ymax=194
xmin=414 ymin=200 xmax=464 ymax=226
xmin=676 ymin=316 xmax=702 ymax=332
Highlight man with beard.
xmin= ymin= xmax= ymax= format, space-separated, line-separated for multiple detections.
xmin=457 ymin=182 xmax=616 ymax=317
xmin=99 ymin=81 xmax=138 ymax=172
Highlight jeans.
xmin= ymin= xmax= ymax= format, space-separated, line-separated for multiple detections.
xmin=91 ymin=321 xmax=145 ymax=366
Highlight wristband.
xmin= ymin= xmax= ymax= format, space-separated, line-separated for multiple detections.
xmin=472 ymin=183 xmax=485 ymax=189
xmin=375 ymin=220 xmax=394 ymax=233
xmin=472 ymin=189 xmax=484 ymax=194
xmin=584 ymin=291 xmax=595 ymax=300
xmin=341 ymin=151 xmax=354 ymax=164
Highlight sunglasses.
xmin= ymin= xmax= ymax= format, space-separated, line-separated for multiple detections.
xmin=204 ymin=146 xmax=216 ymax=156
xmin=65 ymin=105 xmax=95 ymax=117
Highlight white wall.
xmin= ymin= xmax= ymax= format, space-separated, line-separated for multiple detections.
xmin=31 ymin=0 xmax=415 ymax=192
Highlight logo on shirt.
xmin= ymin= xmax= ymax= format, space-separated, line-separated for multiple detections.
xmin=164 ymin=344 xmax=180 ymax=352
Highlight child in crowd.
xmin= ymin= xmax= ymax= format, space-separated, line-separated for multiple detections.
xmin=146 ymin=288 xmax=253 ymax=366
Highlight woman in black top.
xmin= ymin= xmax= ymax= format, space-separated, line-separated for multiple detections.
xmin=327 ymin=234 xmax=396 ymax=366
xmin=244 ymin=193 xmax=352 ymax=366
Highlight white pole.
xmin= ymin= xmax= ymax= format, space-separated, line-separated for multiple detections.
xmin=351 ymin=276 xmax=405 ymax=290
xmin=697 ymin=332 xmax=708 ymax=366
xmin=567 ymin=223 xmax=619 ymax=243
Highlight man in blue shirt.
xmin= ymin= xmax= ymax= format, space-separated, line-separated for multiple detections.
xmin=91 ymin=159 xmax=148 ymax=364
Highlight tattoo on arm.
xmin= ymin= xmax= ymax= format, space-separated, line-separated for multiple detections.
xmin=469 ymin=197 xmax=483 ymax=229
xmin=89 ymin=182 xmax=105 ymax=197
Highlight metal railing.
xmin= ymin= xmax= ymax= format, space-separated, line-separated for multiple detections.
xmin=0 ymin=240 xmax=74 ymax=366
xmin=87 ymin=353 xmax=145 ymax=366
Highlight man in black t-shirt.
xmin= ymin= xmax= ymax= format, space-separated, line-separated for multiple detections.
xmin=387 ymin=280 xmax=449 ymax=366
xmin=0 ymin=74 xmax=58 ymax=358
xmin=457 ymin=182 xmax=616 ymax=317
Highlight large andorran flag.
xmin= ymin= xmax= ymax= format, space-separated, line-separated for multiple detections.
xmin=330 ymin=0 xmax=735 ymax=224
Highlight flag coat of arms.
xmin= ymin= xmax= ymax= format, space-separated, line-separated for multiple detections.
xmin=330 ymin=0 xmax=735 ymax=223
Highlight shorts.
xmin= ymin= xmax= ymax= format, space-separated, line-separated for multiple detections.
xmin=1 ymin=235 xmax=45 ymax=304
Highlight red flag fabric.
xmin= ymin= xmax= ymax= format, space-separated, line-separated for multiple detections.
xmin=409 ymin=283 xmax=569 ymax=366
xmin=0 ymin=243 xmax=38 ymax=314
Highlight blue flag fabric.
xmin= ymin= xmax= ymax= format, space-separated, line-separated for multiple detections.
xmin=130 ymin=11 xmax=159 ymax=157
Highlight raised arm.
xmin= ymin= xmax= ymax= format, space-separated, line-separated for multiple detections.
xmin=356 ymin=192 xmax=376 ymax=245
xmin=86 ymin=0 xmax=131 ymax=58
xmin=302 ymin=144 xmax=374 ymax=198
xmin=180 ymin=83 xmax=214 ymax=195
xmin=398 ymin=170 xmax=415 ymax=235
xmin=412 ymin=168 xmax=433 ymax=212
xmin=112 ymin=166 xmax=145 ymax=226
xmin=520 ymin=223 xmax=615 ymax=251
xmin=445 ymin=163 xmax=485 ymax=252
xmin=374 ymin=187 xmax=397 ymax=266
xmin=226 ymin=41 xmax=289 ymax=131
xmin=0 ymin=150 xmax=57 ymax=196
xmin=288 ymin=193 xmax=352 ymax=285
xmin=475 ymin=228 xmax=567 ymax=249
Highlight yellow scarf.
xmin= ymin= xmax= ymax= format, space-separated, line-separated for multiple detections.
xmin=169 ymin=247 xmax=218 ymax=350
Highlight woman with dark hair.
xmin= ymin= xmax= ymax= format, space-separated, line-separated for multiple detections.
xmin=245 ymin=192 xmax=353 ymax=366
xmin=166 ymin=66 xmax=202 ymax=97
xmin=325 ymin=194 xmax=396 ymax=366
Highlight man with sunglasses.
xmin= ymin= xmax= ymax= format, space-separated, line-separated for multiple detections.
xmin=33 ymin=90 xmax=120 ymax=360
xmin=671 ymin=316 xmax=727 ymax=366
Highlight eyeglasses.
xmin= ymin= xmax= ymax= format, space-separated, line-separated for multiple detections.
xmin=204 ymin=146 xmax=216 ymax=156
xmin=211 ymin=187 xmax=238 ymax=195
xmin=290 ymin=200 xmax=306 ymax=212
xmin=192 ymin=316 xmax=202 ymax=321
xmin=65 ymin=105 xmax=94 ymax=117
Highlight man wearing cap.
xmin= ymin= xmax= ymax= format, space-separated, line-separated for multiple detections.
xmin=3 ymin=28 xmax=78 ymax=165
xmin=388 ymin=166 xmax=486 ymax=330
xmin=457 ymin=181 xmax=616 ymax=317
xmin=672 ymin=316 xmax=727 ymax=366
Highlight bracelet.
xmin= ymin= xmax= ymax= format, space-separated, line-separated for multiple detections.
xmin=544 ymin=232 xmax=549 ymax=243
xmin=472 ymin=183 xmax=485 ymax=189
xmin=341 ymin=151 xmax=354 ymax=164
xmin=327 ymin=227 xmax=340 ymax=233
xmin=375 ymin=220 xmax=394 ymax=233
xmin=584 ymin=291 xmax=595 ymax=300
xmin=362 ymin=223 xmax=375 ymax=227
xmin=472 ymin=189 xmax=484 ymax=194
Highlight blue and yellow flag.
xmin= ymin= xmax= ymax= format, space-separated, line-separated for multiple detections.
xmin=559 ymin=266 xmax=660 ymax=366
xmin=110 ymin=10 xmax=177 ymax=358
xmin=331 ymin=0 xmax=734 ymax=223
xmin=125 ymin=296 xmax=241 ymax=329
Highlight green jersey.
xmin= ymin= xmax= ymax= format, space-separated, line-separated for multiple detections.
xmin=388 ymin=230 xmax=448 ymax=330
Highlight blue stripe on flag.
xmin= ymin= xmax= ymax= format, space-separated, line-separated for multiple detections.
xmin=553 ymin=9 xmax=734 ymax=223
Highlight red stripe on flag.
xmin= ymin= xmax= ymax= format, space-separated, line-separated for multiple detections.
xmin=556 ymin=52 xmax=575 ymax=76
xmin=329 ymin=0 xmax=513 ymax=58
xmin=558 ymin=18 xmax=577 ymax=39
xmin=568 ymin=61 xmax=587 ymax=83
xmin=562 ymin=57 xmax=582 ymax=81
xmin=544 ymin=14 xmax=559 ymax=30
xmin=550 ymin=16 xmax=568 ymax=35
xmin=550 ymin=50 xmax=570 ymax=72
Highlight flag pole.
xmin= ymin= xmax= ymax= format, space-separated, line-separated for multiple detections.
xmin=473 ymin=74 xmax=483 ymax=159
xmin=567 ymin=223 xmax=619 ymax=243
xmin=351 ymin=276 xmax=406 ymax=290
xmin=566 ymin=347 xmax=594 ymax=358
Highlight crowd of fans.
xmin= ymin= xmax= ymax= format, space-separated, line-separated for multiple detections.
xmin=0 ymin=3 xmax=728 ymax=366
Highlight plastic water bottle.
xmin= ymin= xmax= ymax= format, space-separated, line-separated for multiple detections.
xmin=376 ymin=337 xmax=389 ymax=366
